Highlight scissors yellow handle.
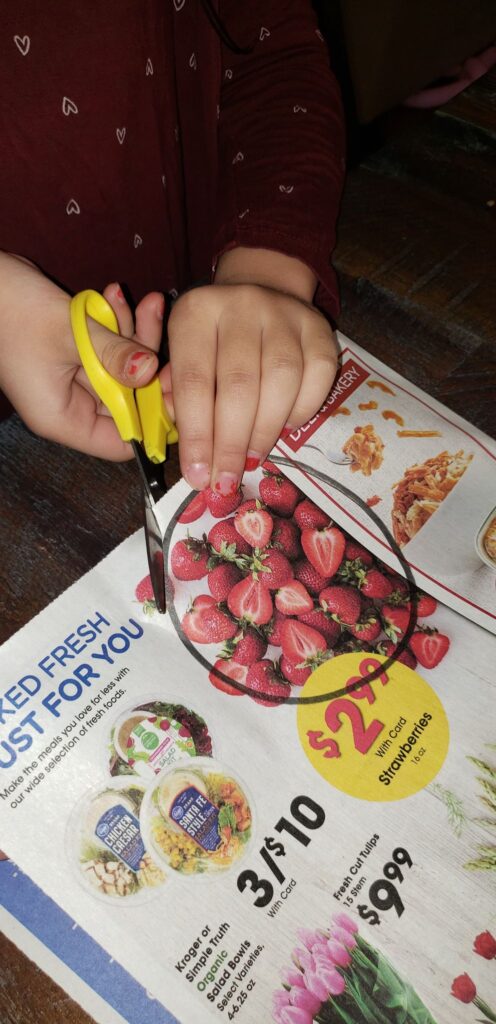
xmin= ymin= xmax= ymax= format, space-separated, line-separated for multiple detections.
xmin=70 ymin=290 xmax=178 ymax=463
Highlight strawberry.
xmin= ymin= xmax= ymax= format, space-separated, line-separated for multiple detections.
xmin=416 ymin=593 xmax=437 ymax=617
xmin=171 ymin=537 xmax=210 ymax=580
xmin=134 ymin=574 xmax=156 ymax=615
xmin=301 ymin=526 xmax=346 ymax=578
xmin=275 ymin=581 xmax=314 ymax=615
xmin=227 ymin=577 xmax=273 ymax=625
xmin=293 ymin=499 xmax=330 ymax=531
xmin=271 ymin=517 xmax=301 ymax=560
xmin=262 ymin=460 xmax=279 ymax=474
xmin=409 ymin=630 xmax=450 ymax=669
xmin=196 ymin=604 xmax=237 ymax=644
xmin=208 ymin=518 xmax=251 ymax=558
xmin=298 ymin=609 xmax=341 ymax=647
xmin=205 ymin=485 xmax=243 ymax=518
xmin=181 ymin=595 xmax=216 ymax=643
xmin=357 ymin=567 xmax=393 ymax=599
xmin=377 ymin=640 xmax=417 ymax=670
xmin=252 ymin=549 xmax=294 ymax=590
xmin=223 ymin=627 xmax=267 ymax=666
xmin=208 ymin=563 xmax=243 ymax=601
xmin=235 ymin=498 xmax=261 ymax=515
xmin=344 ymin=541 xmax=373 ymax=567
xmin=294 ymin=558 xmax=331 ymax=595
xmin=259 ymin=468 xmax=300 ymax=517
xmin=235 ymin=506 xmax=273 ymax=548
xmin=264 ymin=609 xmax=288 ymax=647
xmin=178 ymin=491 xmax=207 ymax=524
xmin=280 ymin=619 xmax=327 ymax=666
xmin=279 ymin=654 xmax=312 ymax=686
xmin=349 ymin=614 xmax=382 ymax=644
xmin=209 ymin=658 xmax=247 ymax=697
xmin=246 ymin=660 xmax=291 ymax=706
xmin=381 ymin=604 xmax=412 ymax=642
xmin=319 ymin=585 xmax=361 ymax=626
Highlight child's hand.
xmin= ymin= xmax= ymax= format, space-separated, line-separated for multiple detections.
xmin=0 ymin=252 xmax=165 ymax=459
xmin=168 ymin=248 xmax=338 ymax=493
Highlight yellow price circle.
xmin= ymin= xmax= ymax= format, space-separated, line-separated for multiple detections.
xmin=297 ymin=653 xmax=449 ymax=802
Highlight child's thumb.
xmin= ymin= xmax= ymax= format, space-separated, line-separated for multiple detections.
xmin=93 ymin=332 xmax=159 ymax=388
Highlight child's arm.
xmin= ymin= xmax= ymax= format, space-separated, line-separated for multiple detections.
xmin=169 ymin=0 xmax=345 ymax=493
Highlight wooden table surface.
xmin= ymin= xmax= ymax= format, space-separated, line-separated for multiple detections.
xmin=1 ymin=70 xmax=495 ymax=1024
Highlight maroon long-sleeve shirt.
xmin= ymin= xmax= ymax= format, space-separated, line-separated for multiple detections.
xmin=0 ymin=1 xmax=345 ymax=317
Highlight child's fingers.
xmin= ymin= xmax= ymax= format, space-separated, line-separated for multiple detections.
xmin=134 ymin=291 xmax=165 ymax=352
xmin=210 ymin=313 xmax=261 ymax=491
xmin=167 ymin=292 xmax=217 ymax=491
xmin=284 ymin=317 xmax=338 ymax=429
xmin=102 ymin=283 xmax=134 ymax=337
xmin=244 ymin=327 xmax=303 ymax=466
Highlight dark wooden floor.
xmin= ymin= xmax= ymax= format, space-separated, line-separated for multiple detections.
xmin=0 ymin=68 xmax=495 ymax=1024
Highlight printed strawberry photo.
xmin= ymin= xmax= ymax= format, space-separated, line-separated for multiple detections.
xmin=163 ymin=462 xmax=451 ymax=707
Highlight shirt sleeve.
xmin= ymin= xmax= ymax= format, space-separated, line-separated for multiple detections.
xmin=214 ymin=0 xmax=346 ymax=320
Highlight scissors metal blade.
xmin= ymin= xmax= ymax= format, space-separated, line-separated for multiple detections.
xmin=132 ymin=441 xmax=167 ymax=614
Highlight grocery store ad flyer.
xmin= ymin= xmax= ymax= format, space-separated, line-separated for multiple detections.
xmin=277 ymin=332 xmax=496 ymax=633
xmin=1 ymin=461 xmax=495 ymax=1024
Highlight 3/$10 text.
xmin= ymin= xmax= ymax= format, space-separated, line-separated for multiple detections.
xmin=0 ymin=612 xmax=145 ymax=771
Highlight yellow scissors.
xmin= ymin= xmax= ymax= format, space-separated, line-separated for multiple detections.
xmin=70 ymin=289 xmax=178 ymax=614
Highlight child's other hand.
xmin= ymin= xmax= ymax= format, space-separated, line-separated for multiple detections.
xmin=0 ymin=252 xmax=165 ymax=460
xmin=168 ymin=248 xmax=338 ymax=493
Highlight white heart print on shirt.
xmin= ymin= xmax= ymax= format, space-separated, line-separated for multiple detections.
xmin=232 ymin=152 xmax=244 ymax=164
xmin=62 ymin=97 xmax=78 ymax=116
xmin=173 ymin=0 xmax=186 ymax=9
xmin=116 ymin=127 xmax=126 ymax=144
xmin=66 ymin=199 xmax=80 ymax=215
xmin=145 ymin=58 xmax=153 ymax=76
xmin=259 ymin=27 xmax=270 ymax=41
xmin=279 ymin=185 xmax=294 ymax=194
xmin=134 ymin=234 xmax=143 ymax=248
xmin=14 ymin=35 xmax=30 ymax=56
xmin=293 ymin=105 xmax=307 ymax=114
xmin=189 ymin=52 xmax=197 ymax=70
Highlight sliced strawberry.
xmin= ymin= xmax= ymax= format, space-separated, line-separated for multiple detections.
xmin=235 ymin=507 xmax=274 ymax=548
xmin=208 ymin=518 xmax=251 ymax=558
xmin=409 ymin=630 xmax=450 ymax=669
xmin=297 ymin=608 xmax=341 ymax=647
xmin=224 ymin=627 xmax=267 ymax=666
xmin=280 ymin=619 xmax=327 ymax=666
xmin=279 ymin=654 xmax=312 ymax=686
xmin=205 ymin=485 xmax=243 ymax=518
xmin=378 ymin=640 xmax=417 ymax=670
xmin=209 ymin=658 xmax=246 ymax=696
xmin=293 ymin=499 xmax=330 ymax=531
xmin=271 ymin=517 xmax=301 ymax=560
xmin=171 ymin=537 xmax=210 ymax=581
xmin=252 ymin=549 xmax=294 ymax=590
xmin=246 ymin=660 xmax=291 ymax=706
xmin=301 ymin=526 xmax=346 ymax=578
xmin=178 ymin=491 xmax=207 ymax=524
xmin=294 ymin=558 xmax=331 ymax=595
xmin=181 ymin=595 xmax=216 ymax=643
xmin=275 ymin=581 xmax=314 ymax=615
xmin=227 ymin=577 xmax=273 ymax=625
xmin=208 ymin=563 xmax=243 ymax=601
xmin=259 ymin=471 xmax=300 ymax=517
xmin=319 ymin=585 xmax=361 ymax=626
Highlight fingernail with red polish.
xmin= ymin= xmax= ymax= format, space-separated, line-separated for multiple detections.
xmin=281 ymin=424 xmax=294 ymax=438
xmin=185 ymin=462 xmax=210 ymax=490
xmin=115 ymin=284 xmax=125 ymax=303
xmin=244 ymin=451 xmax=262 ymax=472
xmin=125 ymin=351 xmax=154 ymax=380
xmin=214 ymin=471 xmax=239 ymax=495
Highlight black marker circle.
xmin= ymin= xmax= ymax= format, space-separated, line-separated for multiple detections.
xmin=163 ymin=456 xmax=419 ymax=705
